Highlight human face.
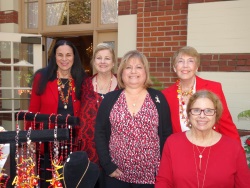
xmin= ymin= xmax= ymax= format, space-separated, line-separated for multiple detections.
xmin=189 ymin=98 xmax=216 ymax=133
xmin=173 ymin=54 xmax=198 ymax=81
xmin=94 ymin=49 xmax=114 ymax=74
xmin=56 ymin=45 xmax=74 ymax=74
xmin=122 ymin=57 xmax=146 ymax=89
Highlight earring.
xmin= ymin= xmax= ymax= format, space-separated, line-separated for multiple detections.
xmin=213 ymin=126 xmax=216 ymax=130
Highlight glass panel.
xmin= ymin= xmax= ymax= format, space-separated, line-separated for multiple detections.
xmin=0 ymin=112 xmax=13 ymax=131
xmin=13 ymin=43 xmax=34 ymax=65
xmin=46 ymin=0 xmax=91 ymax=26
xmin=46 ymin=1 xmax=66 ymax=26
xmin=68 ymin=0 xmax=91 ymax=24
xmin=0 ymin=42 xmax=11 ymax=64
xmin=0 ymin=90 xmax=13 ymax=111
xmin=14 ymin=67 xmax=34 ymax=87
xmin=24 ymin=0 xmax=38 ymax=29
xmin=101 ymin=0 xmax=118 ymax=24
xmin=14 ymin=89 xmax=31 ymax=111
xmin=0 ymin=66 xmax=11 ymax=87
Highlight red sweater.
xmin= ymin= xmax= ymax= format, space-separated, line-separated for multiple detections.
xmin=155 ymin=132 xmax=250 ymax=188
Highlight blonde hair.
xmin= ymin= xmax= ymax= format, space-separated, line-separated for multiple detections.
xmin=117 ymin=50 xmax=153 ymax=89
xmin=91 ymin=43 xmax=116 ymax=71
xmin=172 ymin=46 xmax=200 ymax=67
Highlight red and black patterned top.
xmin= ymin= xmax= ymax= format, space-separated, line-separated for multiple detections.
xmin=109 ymin=91 xmax=160 ymax=184
xmin=75 ymin=74 xmax=118 ymax=164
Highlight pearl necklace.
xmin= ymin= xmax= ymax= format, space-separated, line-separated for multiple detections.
xmin=63 ymin=158 xmax=90 ymax=188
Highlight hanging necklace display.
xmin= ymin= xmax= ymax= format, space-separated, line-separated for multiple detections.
xmin=95 ymin=73 xmax=113 ymax=99
xmin=12 ymin=112 xmax=39 ymax=187
xmin=57 ymin=71 xmax=73 ymax=110
xmin=47 ymin=114 xmax=63 ymax=188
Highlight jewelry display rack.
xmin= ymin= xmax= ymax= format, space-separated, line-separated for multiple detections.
xmin=0 ymin=112 xmax=79 ymax=187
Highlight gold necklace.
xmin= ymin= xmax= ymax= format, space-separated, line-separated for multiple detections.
xmin=63 ymin=158 xmax=90 ymax=188
xmin=192 ymin=144 xmax=211 ymax=188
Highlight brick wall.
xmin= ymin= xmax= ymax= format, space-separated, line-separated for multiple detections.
xmin=0 ymin=10 xmax=18 ymax=24
xmin=118 ymin=0 xmax=250 ymax=88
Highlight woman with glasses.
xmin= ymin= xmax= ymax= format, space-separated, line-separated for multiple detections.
xmin=162 ymin=46 xmax=240 ymax=142
xmin=155 ymin=90 xmax=250 ymax=188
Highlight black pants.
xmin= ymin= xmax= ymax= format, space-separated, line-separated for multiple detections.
xmin=105 ymin=176 xmax=154 ymax=188
xmin=94 ymin=169 xmax=106 ymax=188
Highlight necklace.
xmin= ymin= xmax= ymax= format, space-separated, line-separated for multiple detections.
xmin=63 ymin=158 xmax=90 ymax=188
xmin=126 ymin=89 xmax=145 ymax=116
xmin=57 ymin=71 xmax=72 ymax=109
xmin=95 ymin=73 xmax=113 ymax=99
xmin=177 ymin=79 xmax=194 ymax=125
xmin=195 ymin=145 xmax=206 ymax=171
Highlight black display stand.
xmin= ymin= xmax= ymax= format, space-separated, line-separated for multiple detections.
xmin=0 ymin=112 xmax=79 ymax=188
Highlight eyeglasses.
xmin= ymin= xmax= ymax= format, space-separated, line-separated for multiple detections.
xmin=189 ymin=108 xmax=216 ymax=116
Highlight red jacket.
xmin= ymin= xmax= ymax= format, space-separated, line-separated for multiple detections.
xmin=162 ymin=76 xmax=240 ymax=142
xmin=29 ymin=73 xmax=80 ymax=116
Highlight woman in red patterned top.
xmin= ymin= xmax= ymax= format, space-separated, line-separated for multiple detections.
xmin=94 ymin=50 xmax=172 ymax=188
xmin=75 ymin=43 xmax=118 ymax=188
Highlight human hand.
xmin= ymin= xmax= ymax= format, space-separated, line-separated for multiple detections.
xmin=109 ymin=168 xmax=123 ymax=178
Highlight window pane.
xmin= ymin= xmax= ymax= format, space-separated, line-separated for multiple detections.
xmin=0 ymin=112 xmax=13 ymax=130
xmin=24 ymin=0 xmax=38 ymax=29
xmin=101 ymin=0 xmax=118 ymax=24
xmin=0 ymin=42 xmax=11 ymax=64
xmin=46 ymin=0 xmax=91 ymax=26
xmin=14 ymin=67 xmax=34 ymax=88
xmin=46 ymin=1 xmax=66 ymax=26
xmin=13 ymin=43 xmax=34 ymax=65
xmin=0 ymin=67 xmax=11 ymax=87
xmin=68 ymin=0 xmax=91 ymax=24
xmin=0 ymin=90 xmax=13 ymax=111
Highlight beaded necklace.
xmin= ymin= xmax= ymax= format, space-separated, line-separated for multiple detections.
xmin=176 ymin=79 xmax=194 ymax=125
xmin=57 ymin=71 xmax=73 ymax=110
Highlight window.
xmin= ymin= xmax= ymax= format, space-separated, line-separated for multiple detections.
xmin=46 ymin=0 xmax=91 ymax=26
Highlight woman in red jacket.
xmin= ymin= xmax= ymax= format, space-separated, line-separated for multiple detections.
xmin=29 ymin=40 xmax=86 ymax=117
xmin=162 ymin=46 xmax=240 ymax=142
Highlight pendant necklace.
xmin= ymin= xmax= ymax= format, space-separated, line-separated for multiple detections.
xmin=95 ymin=73 xmax=113 ymax=99
xmin=192 ymin=142 xmax=211 ymax=188
xmin=195 ymin=145 xmax=207 ymax=171
xmin=57 ymin=71 xmax=72 ymax=109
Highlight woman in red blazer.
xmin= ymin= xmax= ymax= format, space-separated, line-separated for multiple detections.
xmin=29 ymin=40 xmax=86 ymax=117
xmin=162 ymin=46 xmax=240 ymax=142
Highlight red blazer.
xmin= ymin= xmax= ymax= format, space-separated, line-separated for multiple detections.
xmin=162 ymin=76 xmax=240 ymax=142
xmin=29 ymin=73 xmax=80 ymax=116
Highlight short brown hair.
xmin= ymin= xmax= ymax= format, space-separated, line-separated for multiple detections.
xmin=172 ymin=46 xmax=200 ymax=68
xmin=117 ymin=50 xmax=153 ymax=89
xmin=186 ymin=90 xmax=223 ymax=123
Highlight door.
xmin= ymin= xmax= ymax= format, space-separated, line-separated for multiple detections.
xmin=0 ymin=32 xmax=43 ymax=131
